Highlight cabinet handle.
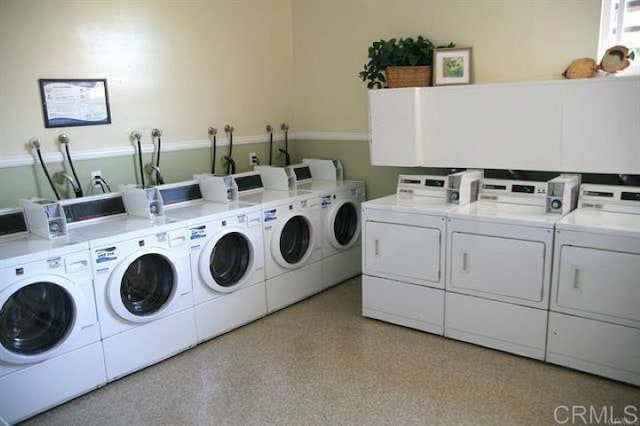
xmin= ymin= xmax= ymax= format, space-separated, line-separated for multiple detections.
xmin=572 ymin=267 xmax=582 ymax=290
xmin=374 ymin=239 xmax=380 ymax=257
xmin=461 ymin=252 xmax=469 ymax=273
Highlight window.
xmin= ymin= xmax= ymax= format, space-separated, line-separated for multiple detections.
xmin=599 ymin=0 xmax=640 ymax=73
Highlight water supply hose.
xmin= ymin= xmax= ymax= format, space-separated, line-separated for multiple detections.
xmin=266 ymin=125 xmax=273 ymax=165
xmin=131 ymin=131 xmax=145 ymax=187
xmin=152 ymin=128 xmax=163 ymax=184
xmin=224 ymin=125 xmax=234 ymax=175
xmin=30 ymin=138 xmax=60 ymax=200
xmin=58 ymin=134 xmax=83 ymax=197
xmin=280 ymin=123 xmax=290 ymax=166
xmin=208 ymin=127 xmax=218 ymax=174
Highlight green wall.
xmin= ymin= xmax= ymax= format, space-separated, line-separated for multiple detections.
xmin=2 ymin=138 xmax=443 ymax=206
xmin=1 ymin=141 xmax=287 ymax=207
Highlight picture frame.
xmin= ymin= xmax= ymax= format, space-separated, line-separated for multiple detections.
xmin=433 ymin=47 xmax=473 ymax=86
xmin=38 ymin=78 xmax=111 ymax=128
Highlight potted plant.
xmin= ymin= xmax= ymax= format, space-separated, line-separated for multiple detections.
xmin=359 ymin=36 xmax=454 ymax=89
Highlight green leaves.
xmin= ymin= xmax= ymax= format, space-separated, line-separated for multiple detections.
xmin=358 ymin=36 xmax=455 ymax=88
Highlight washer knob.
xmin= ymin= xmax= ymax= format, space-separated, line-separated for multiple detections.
xmin=551 ymin=199 xmax=562 ymax=210
xmin=450 ymin=191 xmax=460 ymax=201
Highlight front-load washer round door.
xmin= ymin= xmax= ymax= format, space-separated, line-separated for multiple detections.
xmin=0 ymin=274 xmax=86 ymax=364
xmin=328 ymin=200 xmax=360 ymax=250
xmin=107 ymin=248 xmax=177 ymax=323
xmin=199 ymin=230 xmax=254 ymax=293
xmin=272 ymin=213 xmax=316 ymax=269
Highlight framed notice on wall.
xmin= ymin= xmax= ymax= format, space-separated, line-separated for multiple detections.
xmin=38 ymin=79 xmax=111 ymax=128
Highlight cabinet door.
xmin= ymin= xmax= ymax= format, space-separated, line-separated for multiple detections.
xmin=556 ymin=245 xmax=640 ymax=324
xmin=562 ymin=77 xmax=640 ymax=174
xmin=449 ymin=232 xmax=546 ymax=302
xmin=364 ymin=221 xmax=440 ymax=284
xmin=369 ymin=88 xmax=422 ymax=166
xmin=421 ymin=83 xmax=563 ymax=170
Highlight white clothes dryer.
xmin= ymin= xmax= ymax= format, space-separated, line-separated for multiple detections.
xmin=445 ymin=178 xmax=569 ymax=360
xmin=227 ymin=172 xmax=322 ymax=313
xmin=361 ymin=174 xmax=468 ymax=335
xmin=61 ymin=193 xmax=196 ymax=382
xmin=148 ymin=180 xmax=266 ymax=343
xmin=547 ymin=184 xmax=640 ymax=386
xmin=0 ymin=208 xmax=105 ymax=424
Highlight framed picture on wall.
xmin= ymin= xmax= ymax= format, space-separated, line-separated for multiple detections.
xmin=433 ymin=48 xmax=473 ymax=86
xmin=38 ymin=79 xmax=111 ymax=128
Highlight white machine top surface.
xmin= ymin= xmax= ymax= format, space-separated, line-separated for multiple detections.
xmin=164 ymin=200 xmax=259 ymax=224
xmin=363 ymin=193 xmax=458 ymax=215
xmin=296 ymin=179 xmax=363 ymax=194
xmin=448 ymin=200 xmax=561 ymax=228
xmin=556 ymin=209 xmax=640 ymax=238
xmin=238 ymin=189 xmax=315 ymax=207
xmin=68 ymin=215 xmax=182 ymax=246
xmin=0 ymin=234 xmax=88 ymax=269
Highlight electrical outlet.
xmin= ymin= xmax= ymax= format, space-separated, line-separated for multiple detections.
xmin=249 ymin=152 xmax=258 ymax=166
xmin=91 ymin=170 xmax=102 ymax=187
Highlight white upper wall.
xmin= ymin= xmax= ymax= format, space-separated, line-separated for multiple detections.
xmin=0 ymin=0 xmax=294 ymax=156
xmin=291 ymin=0 xmax=601 ymax=133
xmin=0 ymin=0 xmax=602 ymax=156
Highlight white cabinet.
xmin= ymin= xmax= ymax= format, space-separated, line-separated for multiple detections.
xmin=368 ymin=76 xmax=640 ymax=173
xmin=368 ymin=88 xmax=422 ymax=166
xmin=562 ymin=77 xmax=640 ymax=174
xmin=421 ymin=82 xmax=563 ymax=170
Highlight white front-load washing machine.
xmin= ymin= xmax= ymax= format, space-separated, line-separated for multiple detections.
xmin=547 ymin=184 xmax=640 ymax=386
xmin=258 ymin=161 xmax=366 ymax=290
xmin=290 ymin=161 xmax=365 ymax=290
xmin=0 ymin=208 xmax=105 ymax=424
xmin=137 ymin=180 xmax=267 ymax=343
xmin=60 ymin=193 xmax=196 ymax=382
xmin=226 ymin=171 xmax=322 ymax=313
xmin=445 ymin=178 xmax=569 ymax=360
xmin=361 ymin=173 xmax=479 ymax=334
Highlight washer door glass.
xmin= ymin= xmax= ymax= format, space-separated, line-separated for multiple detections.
xmin=210 ymin=232 xmax=250 ymax=287
xmin=121 ymin=254 xmax=173 ymax=316
xmin=334 ymin=202 xmax=358 ymax=246
xmin=280 ymin=215 xmax=310 ymax=264
xmin=0 ymin=282 xmax=73 ymax=356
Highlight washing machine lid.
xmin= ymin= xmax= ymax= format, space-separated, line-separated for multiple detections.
xmin=68 ymin=215 xmax=182 ymax=246
xmin=296 ymin=179 xmax=363 ymax=194
xmin=556 ymin=209 xmax=640 ymax=238
xmin=296 ymin=180 xmax=340 ymax=195
xmin=363 ymin=194 xmax=456 ymax=215
xmin=447 ymin=200 xmax=560 ymax=228
xmin=164 ymin=200 xmax=259 ymax=225
xmin=0 ymin=235 xmax=88 ymax=270
xmin=238 ymin=189 xmax=314 ymax=207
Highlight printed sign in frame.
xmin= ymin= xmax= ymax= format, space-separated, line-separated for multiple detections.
xmin=39 ymin=78 xmax=111 ymax=128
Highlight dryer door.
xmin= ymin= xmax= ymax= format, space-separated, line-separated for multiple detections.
xmin=556 ymin=245 xmax=640 ymax=324
xmin=272 ymin=213 xmax=316 ymax=268
xmin=107 ymin=248 xmax=177 ymax=323
xmin=199 ymin=230 xmax=254 ymax=293
xmin=0 ymin=275 xmax=86 ymax=364
xmin=327 ymin=200 xmax=360 ymax=250
xmin=449 ymin=232 xmax=545 ymax=302
xmin=364 ymin=221 xmax=440 ymax=284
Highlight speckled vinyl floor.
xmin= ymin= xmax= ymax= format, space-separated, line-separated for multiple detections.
xmin=24 ymin=276 xmax=639 ymax=425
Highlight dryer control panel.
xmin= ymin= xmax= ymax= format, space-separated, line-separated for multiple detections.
xmin=579 ymin=184 xmax=640 ymax=214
